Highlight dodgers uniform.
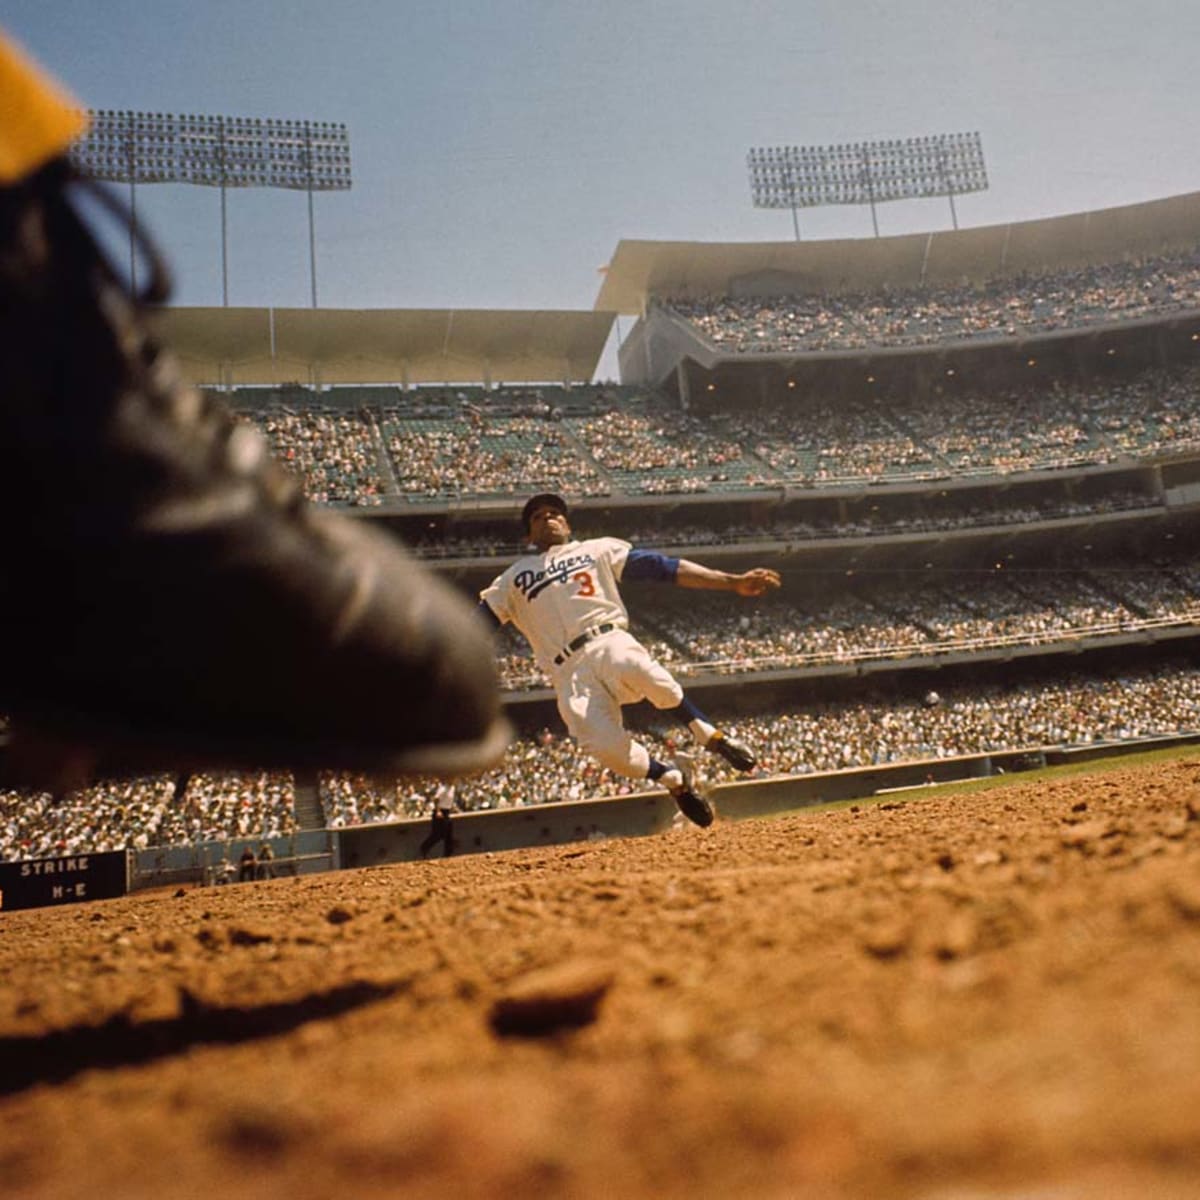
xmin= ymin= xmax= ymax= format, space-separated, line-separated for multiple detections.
xmin=480 ymin=536 xmax=683 ymax=779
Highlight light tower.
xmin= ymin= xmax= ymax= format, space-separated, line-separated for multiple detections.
xmin=70 ymin=110 xmax=352 ymax=306
xmin=748 ymin=131 xmax=988 ymax=239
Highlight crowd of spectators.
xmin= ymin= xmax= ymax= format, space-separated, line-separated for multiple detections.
xmin=385 ymin=659 xmax=1200 ymax=813
xmin=374 ymin=385 xmax=625 ymax=500
xmin=408 ymin=489 xmax=1158 ymax=562
xmin=1084 ymin=366 xmax=1200 ymax=458
xmin=0 ymin=775 xmax=180 ymax=861
xmin=380 ymin=409 xmax=611 ymax=501
xmin=245 ymin=406 xmax=386 ymax=506
xmin=5 ymin=548 xmax=1197 ymax=856
xmin=1086 ymin=566 xmax=1196 ymax=622
xmin=0 ymin=769 xmax=296 ymax=862
xmin=567 ymin=401 xmax=775 ymax=495
xmin=223 ymin=361 xmax=1200 ymax=507
xmin=732 ymin=661 xmax=1200 ymax=775
xmin=488 ymin=561 xmax=1200 ymax=689
xmin=319 ymin=772 xmax=406 ymax=827
xmin=5 ymin=648 xmax=1198 ymax=856
xmin=718 ymin=368 xmax=1200 ymax=486
xmin=667 ymin=249 xmax=1200 ymax=353
xmin=151 ymin=770 xmax=298 ymax=847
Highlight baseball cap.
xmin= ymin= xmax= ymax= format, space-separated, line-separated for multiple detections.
xmin=521 ymin=492 xmax=568 ymax=532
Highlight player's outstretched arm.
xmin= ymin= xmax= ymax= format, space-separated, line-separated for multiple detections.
xmin=674 ymin=560 xmax=781 ymax=597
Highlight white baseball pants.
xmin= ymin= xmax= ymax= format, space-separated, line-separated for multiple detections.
xmin=554 ymin=629 xmax=684 ymax=779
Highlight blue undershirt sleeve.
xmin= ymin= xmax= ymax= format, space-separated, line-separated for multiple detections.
xmin=623 ymin=548 xmax=680 ymax=583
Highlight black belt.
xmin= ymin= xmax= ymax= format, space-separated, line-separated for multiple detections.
xmin=553 ymin=623 xmax=617 ymax=666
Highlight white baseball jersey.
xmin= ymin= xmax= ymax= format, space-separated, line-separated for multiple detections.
xmin=480 ymin=536 xmax=633 ymax=674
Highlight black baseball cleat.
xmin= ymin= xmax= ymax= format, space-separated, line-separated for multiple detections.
xmin=668 ymin=758 xmax=714 ymax=828
xmin=707 ymin=730 xmax=756 ymax=773
xmin=0 ymin=159 xmax=510 ymax=790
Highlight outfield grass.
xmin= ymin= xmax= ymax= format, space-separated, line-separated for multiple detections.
xmin=791 ymin=740 xmax=1200 ymax=818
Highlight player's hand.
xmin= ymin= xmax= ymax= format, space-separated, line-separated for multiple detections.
xmin=733 ymin=568 xmax=781 ymax=597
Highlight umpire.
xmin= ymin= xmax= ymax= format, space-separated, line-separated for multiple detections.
xmin=419 ymin=783 xmax=457 ymax=859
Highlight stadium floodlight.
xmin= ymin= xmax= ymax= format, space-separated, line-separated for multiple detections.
xmin=70 ymin=110 xmax=353 ymax=307
xmin=747 ymin=131 xmax=987 ymax=239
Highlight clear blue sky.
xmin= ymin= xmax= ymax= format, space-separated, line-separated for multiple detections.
xmin=7 ymin=1 xmax=1200 ymax=377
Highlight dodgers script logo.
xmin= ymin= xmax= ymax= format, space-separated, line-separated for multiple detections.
xmin=515 ymin=552 xmax=595 ymax=601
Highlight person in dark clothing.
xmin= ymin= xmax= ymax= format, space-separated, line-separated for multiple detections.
xmin=419 ymin=783 xmax=457 ymax=859
xmin=238 ymin=844 xmax=257 ymax=882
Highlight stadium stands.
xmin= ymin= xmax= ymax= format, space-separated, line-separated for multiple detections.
xmin=481 ymin=562 xmax=1197 ymax=688
xmin=6 ymin=238 xmax=1200 ymax=861
xmin=8 ymin=657 xmax=1195 ymax=856
xmin=409 ymin=489 xmax=1159 ymax=560
xmin=248 ymin=405 xmax=386 ymax=506
xmin=666 ymin=249 xmax=1200 ymax=353
xmin=219 ymin=359 xmax=1200 ymax=509
xmin=1 ymin=770 xmax=296 ymax=860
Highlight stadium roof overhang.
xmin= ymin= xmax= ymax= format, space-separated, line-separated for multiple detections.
xmin=594 ymin=189 xmax=1200 ymax=314
xmin=148 ymin=307 xmax=616 ymax=386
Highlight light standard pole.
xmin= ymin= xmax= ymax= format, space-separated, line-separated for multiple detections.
xmin=71 ymin=109 xmax=353 ymax=309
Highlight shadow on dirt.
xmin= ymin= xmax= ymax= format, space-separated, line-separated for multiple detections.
xmin=0 ymin=980 xmax=401 ymax=1096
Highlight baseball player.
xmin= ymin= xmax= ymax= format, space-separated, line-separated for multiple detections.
xmin=479 ymin=493 xmax=781 ymax=826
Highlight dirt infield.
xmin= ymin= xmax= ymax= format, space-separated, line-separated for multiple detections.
xmin=2 ymin=755 xmax=1200 ymax=1200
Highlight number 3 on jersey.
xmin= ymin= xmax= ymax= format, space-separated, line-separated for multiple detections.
xmin=572 ymin=570 xmax=596 ymax=597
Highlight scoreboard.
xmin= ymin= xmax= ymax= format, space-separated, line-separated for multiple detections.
xmin=0 ymin=851 xmax=129 ymax=911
